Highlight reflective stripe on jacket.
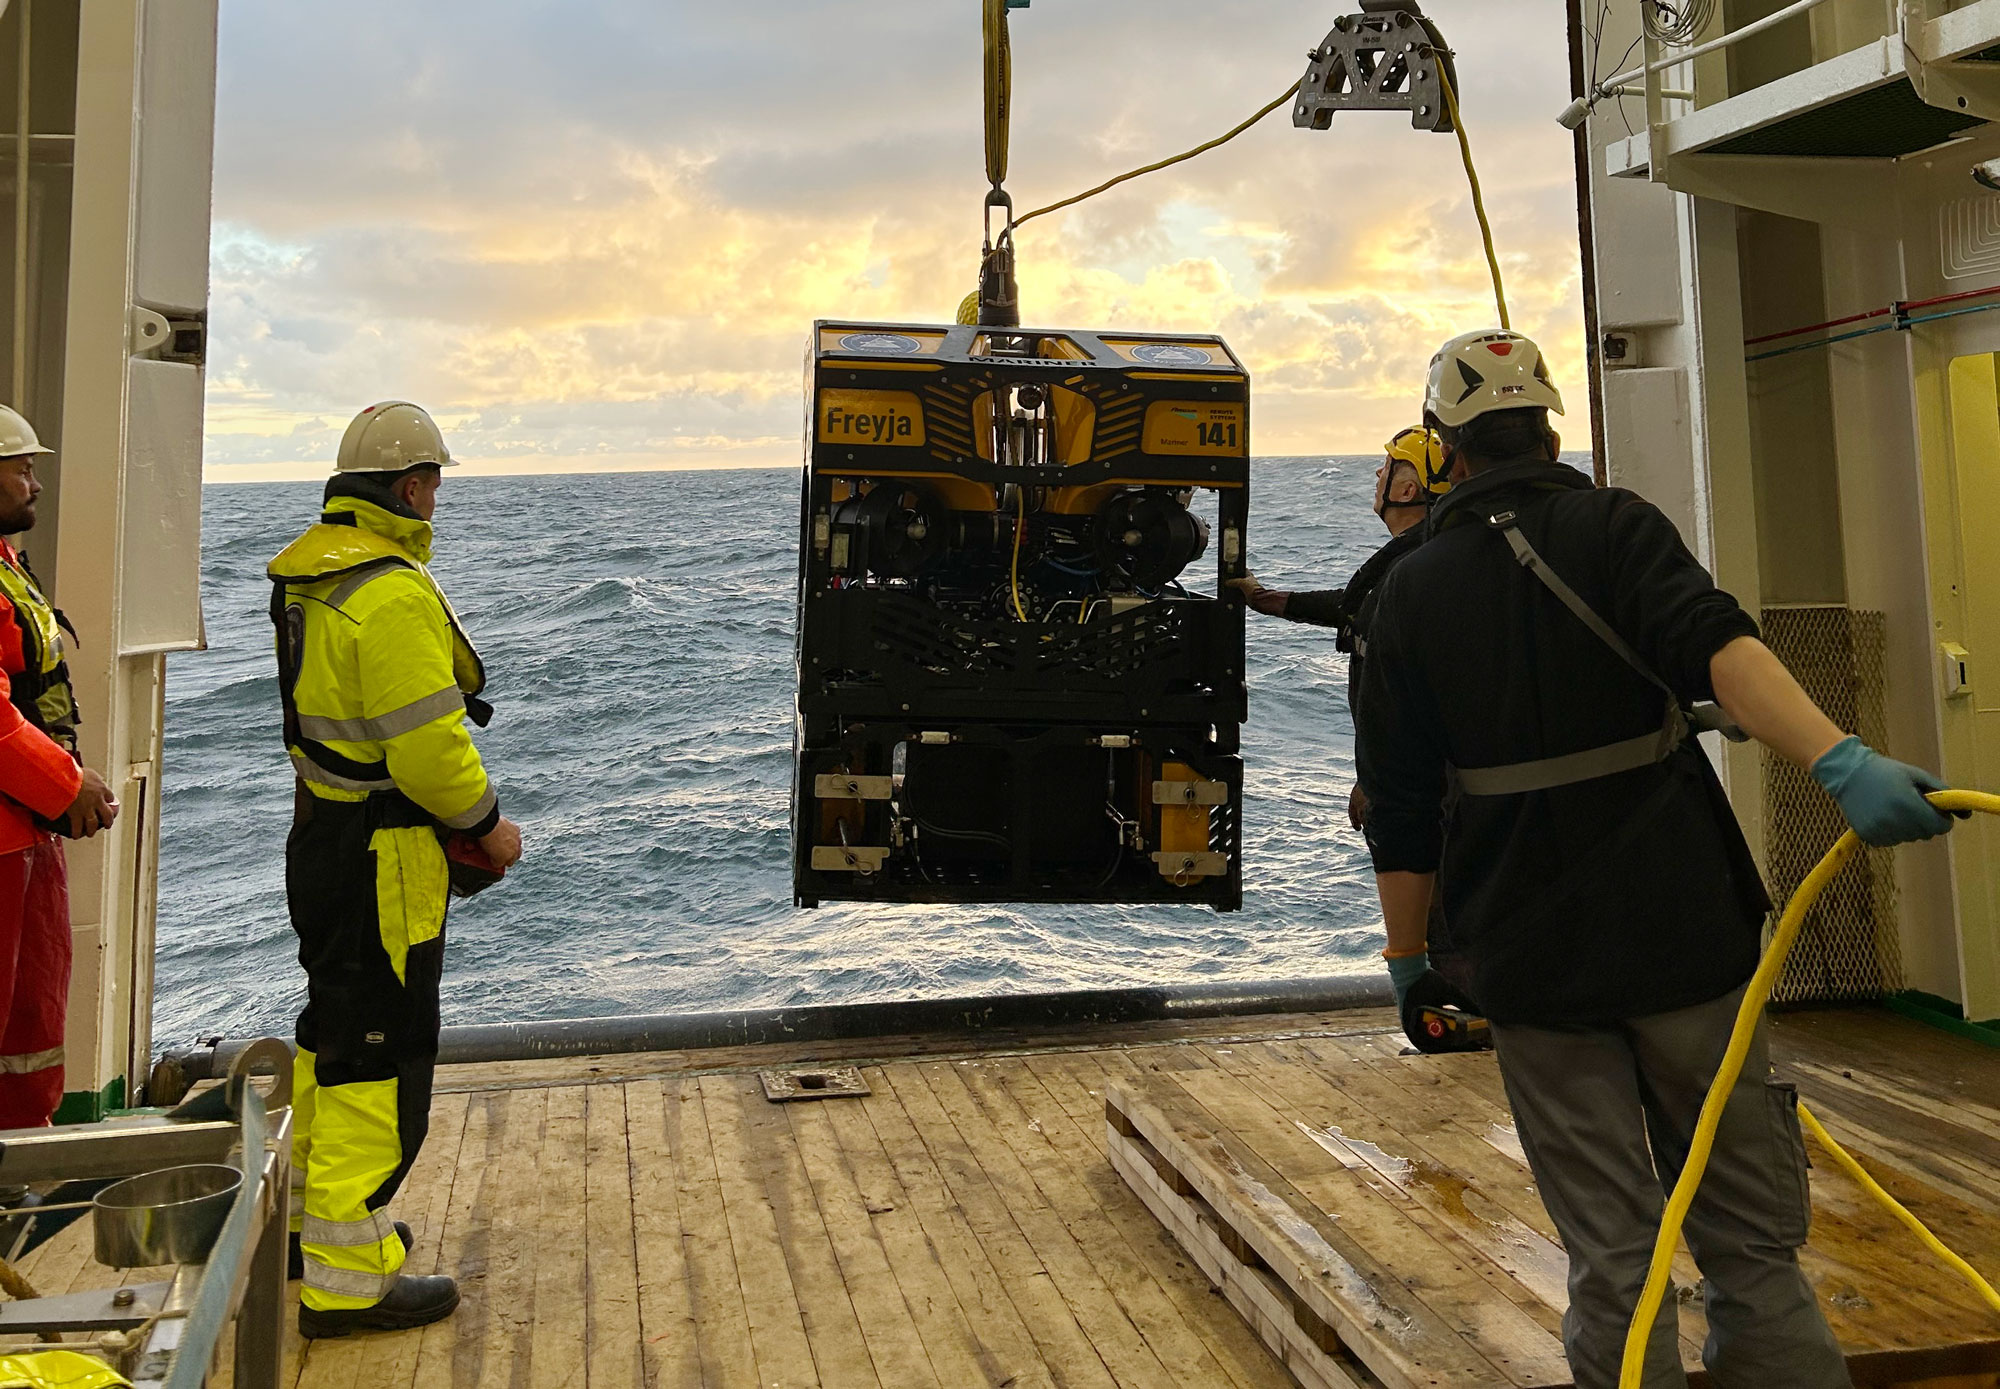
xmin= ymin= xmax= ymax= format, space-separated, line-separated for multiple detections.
xmin=268 ymin=495 xmax=497 ymax=832
xmin=0 ymin=542 xmax=81 ymax=853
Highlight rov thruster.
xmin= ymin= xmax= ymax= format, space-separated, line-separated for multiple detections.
xmin=792 ymin=320 xmax=1249 ymax=909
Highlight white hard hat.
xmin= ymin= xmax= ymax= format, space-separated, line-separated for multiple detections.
xmin=1423 ymin=330 xmax=1566 ymax=431
xmin=335 ymin=401 xmax=456 ymax=474
xmin=0 ymin=404 xmax=53 ymax=460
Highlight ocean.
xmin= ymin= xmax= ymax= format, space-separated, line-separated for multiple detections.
xmin=153 ymin=459 xmax=1398 ymax=1048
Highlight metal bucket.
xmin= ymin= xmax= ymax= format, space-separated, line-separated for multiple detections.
xmin=92 ymin=1163 xmax=240 ymax=1268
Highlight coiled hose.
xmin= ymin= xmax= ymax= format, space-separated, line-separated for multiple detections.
xmin=1618 ymin=789 xmax=2000 ymax=1388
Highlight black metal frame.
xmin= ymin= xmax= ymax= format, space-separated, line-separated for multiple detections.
xmin=793 ymin=320 xmax=1250 ymax=910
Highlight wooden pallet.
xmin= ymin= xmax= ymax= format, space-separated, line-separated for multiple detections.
xmin=1106 ymin=1041 xmax=2000 ymax=1389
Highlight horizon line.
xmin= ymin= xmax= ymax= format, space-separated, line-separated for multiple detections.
xmin=200 ymin=452 xmax=1474 ymax=485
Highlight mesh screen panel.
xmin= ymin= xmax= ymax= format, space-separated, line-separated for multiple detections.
xmin=1760 ymin=606 xmax=1904 ymax=1004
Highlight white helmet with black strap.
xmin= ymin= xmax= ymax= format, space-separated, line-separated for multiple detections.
xmin=1423 ymin=329 xmax=1565 ymax=438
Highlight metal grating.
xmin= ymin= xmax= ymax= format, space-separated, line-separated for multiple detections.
xmin=1707 ymin=80 xmax=1981 ymax=159
xmin=1761 ymin=606 xmax=1905 ymax=1004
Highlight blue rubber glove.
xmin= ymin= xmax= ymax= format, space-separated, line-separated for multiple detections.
xmin=1810 ymin=736 xmax=1953 ymax=847
xmin=1386 ymin=952 xmax=1430 ymax=1014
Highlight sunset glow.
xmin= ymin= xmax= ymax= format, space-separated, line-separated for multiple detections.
xmin=205 ymin=1 xmax=1585 ymax=480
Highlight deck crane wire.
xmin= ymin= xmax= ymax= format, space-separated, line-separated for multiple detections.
xmin=1618 ymin=789 xmax=2000 ymax=1389
xmin=980 ymin=26 xmax=1512 ymax=332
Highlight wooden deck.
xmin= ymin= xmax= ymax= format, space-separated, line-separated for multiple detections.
xmin=8 ymin=1004 xmax=1998 ymax=1388
xmin=1106 ymin=1020 xmax=2000 ymax=1389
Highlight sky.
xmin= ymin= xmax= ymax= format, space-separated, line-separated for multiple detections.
xmin=202 ymin=1 xmax=1587 ymax=481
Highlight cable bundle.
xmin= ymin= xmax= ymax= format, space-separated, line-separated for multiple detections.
xmin=1642 ymin=0 xmax=1717 ymax=45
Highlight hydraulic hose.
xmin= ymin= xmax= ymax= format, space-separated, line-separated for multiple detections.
xmin=1618 ymin=789 xmax=2000 ymax=1389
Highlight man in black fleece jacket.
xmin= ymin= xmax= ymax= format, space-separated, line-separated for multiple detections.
xmin=1357 ymin=329 xmax=1952 ymax=1389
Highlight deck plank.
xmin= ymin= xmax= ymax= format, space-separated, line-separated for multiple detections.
xmin=698 ymin=1071 xmax=821 ymax=1388
xmin=346 ymin=1089 xmax=473 ymax=1389
xmin=729 ymin=1072 xmax=880 ymax=1387
xmin=1331 ymin=1031 xmax=2000 ymax=1355
xmin=1104 ymin=1074 xmax=1501 ymax=1389
xmin=916 ymin=1058 xmax=1189 ymax=1389
xmin=955 ymin=1054 xmax=1263 ymax=1389
xmin=1192 ymin=1043 xmax=1573 ymax=1354
xmin=850 ymin=1066 xmax=1058 ymax=1389
xmin=529 ymin=1085 xmax=589 ymax=1387
xmin=812 ymin=1102 xmax=1020 ymax=1389
xmin=1323 ymin=1033 xmax=1721 ymax=1363
xmin=980 ymin=1053 xmax=1308 ymax=1389
xmin=1143 ymin=1053 xmax=1570 ymax=1387
xmin=585 ymin=1084 xmax=643 ymax=1389
xmin=668 ymin=1074 xmax=761 ymax=1389
xmin=780 ymin=1096 xmax=952 ymax=1389
xmin=625 ymin=1079 xmax=702 ymax=1389
xmin=879 ymin=1062 xmax=1123 ymax=1389
xmin=411 ymin=1087 xmax=496 ymax=1388
xmin=1006 ymin=1051 xmax=1301 ymax=1389
xmin=459 ymin=1086 xmax=549 ymax=1387
xmin=1773 ymin=1010 xmax=2000 ymax=1112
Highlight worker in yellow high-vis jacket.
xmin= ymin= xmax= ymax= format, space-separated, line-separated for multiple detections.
xmin=267 ymin=401 xmax=523 ymax=1339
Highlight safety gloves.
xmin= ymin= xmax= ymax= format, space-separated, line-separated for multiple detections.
xmin=1810 ymin=735 xmax=1954 ymax=847
xmin=1385 ymin=950 xmax=1430 ymax=1013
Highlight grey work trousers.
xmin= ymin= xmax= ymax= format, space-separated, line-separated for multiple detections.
xmin=1490 ymin=985 xmax=1849 ymax=1389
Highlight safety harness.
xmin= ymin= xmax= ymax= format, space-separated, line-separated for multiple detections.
xmin=0 ymin=547 xmax=79 ymax=758
xmin=270 ymin=533 xmax=490 ymax=802
xmin=1452 ymin=508 xmax=1744 ymax=798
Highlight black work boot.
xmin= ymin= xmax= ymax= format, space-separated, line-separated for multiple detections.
xmin=288 ymin=1220 xmax=414 ymax=1281
xmin=297 ymin=1272 xmax=460 ymax=1339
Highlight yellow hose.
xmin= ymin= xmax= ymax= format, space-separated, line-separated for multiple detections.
xmin=1435 ymin=66 xmax=1509 ymax=331
xmin=1795 ymin=1100 xmax=2000 ymax=1316
xmin=1618 ymin=788 xmax=2000 ymax=1388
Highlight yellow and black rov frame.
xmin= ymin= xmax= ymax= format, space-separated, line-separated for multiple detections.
xmin=792 ymin=321 xmax=1250 ymax=910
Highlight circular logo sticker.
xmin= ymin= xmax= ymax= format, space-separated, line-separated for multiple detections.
xmin=1130 ymin=342 xmax=1216 ymax=366
xmin=839 ymin=332 xmax=924 ymax=356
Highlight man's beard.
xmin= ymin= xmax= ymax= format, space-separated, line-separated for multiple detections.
xmin=0 ymin=503 xmax=36 ymax=534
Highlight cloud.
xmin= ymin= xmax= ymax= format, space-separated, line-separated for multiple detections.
xmin=204 ymin=0 xmax=1586 ymax=475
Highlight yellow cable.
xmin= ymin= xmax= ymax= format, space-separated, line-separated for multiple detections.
xmin=1796 ymin=1100 xmax=2000 ymax=1316
xmin=1010 ymin=487 xmax=1028 ymax=621
xmin=1618 ymin=788 xmax=2000 ymax=1389
xmin=1014 ymin=80 xmax=1303 ymax=229
xmin=1435 ymin=66 xmax=1509 ymax=331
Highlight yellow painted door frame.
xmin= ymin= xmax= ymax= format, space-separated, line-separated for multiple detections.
xmin=1931 ymin=353 xmax=2000 ymax=1021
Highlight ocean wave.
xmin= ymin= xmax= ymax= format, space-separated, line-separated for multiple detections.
xmin=156 ymin=463 xmax=1398 ymax=1042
